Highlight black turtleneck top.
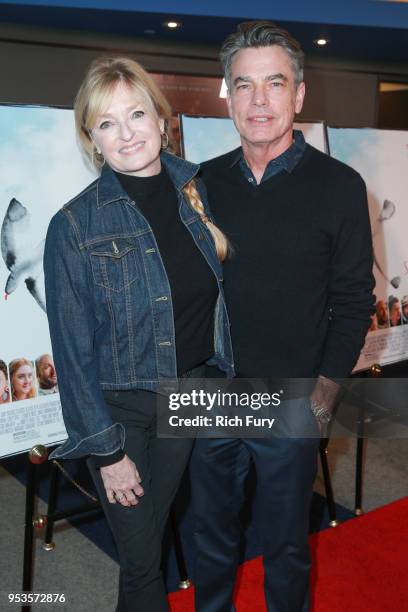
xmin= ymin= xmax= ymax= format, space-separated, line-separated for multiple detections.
xmin=115 ymin=167 xmax=218 ymax=376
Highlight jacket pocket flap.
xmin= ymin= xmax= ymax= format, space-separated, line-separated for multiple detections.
xmin=90 ymin=240 xmax=135 ymax=259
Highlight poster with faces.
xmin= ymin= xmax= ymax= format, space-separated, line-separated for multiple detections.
xmin=328 ymin=128 xmax=408 ymax=371
xmin=0 ymin=104 xmax=96 ymax=457
xmin=180 ymin=115 xmax=327 ymax=161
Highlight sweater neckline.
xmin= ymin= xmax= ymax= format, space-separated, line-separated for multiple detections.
xmin=114 ymin=167 xmax=170 ymax=197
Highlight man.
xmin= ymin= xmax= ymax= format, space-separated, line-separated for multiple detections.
xmin=376 ymin=299 xmax=389 ymax=328
xmin=191 ymin=21 xmax=375 ymax=612
xmin=401 ymin=296 xmax=408 ymax=325
xmin=388 ymin=295 xmax=401 ymax=327
xmin=35 ymin=353 xmax=58 ymax=395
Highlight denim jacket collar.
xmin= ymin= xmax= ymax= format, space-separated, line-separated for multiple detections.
xmin=96 ymin=151 xmax=200 ymax=209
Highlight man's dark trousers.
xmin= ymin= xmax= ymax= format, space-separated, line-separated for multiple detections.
xmin=190 ymin=398 xmax=320 ymax=612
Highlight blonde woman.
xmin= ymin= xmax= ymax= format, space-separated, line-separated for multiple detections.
xmin=44 ymin=57 xmax=234 ymax=611
xmin=9 ymin=358 xmax=36 ymax=401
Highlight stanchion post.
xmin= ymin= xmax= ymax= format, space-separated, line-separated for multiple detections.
xmin=22 ymin=445 xmax=49 ymax=612
xmin=355 ymin=363 xmax=382 ymax=515
xmin=170 ymin=506 xmax=192 ymax=589
xmin=42 ymin=461 xmax=60 ymax=551
xmin=319 ymin=436 xmax=339 ymax=527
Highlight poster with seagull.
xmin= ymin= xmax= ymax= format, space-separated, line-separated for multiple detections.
xmin=328 ymin=127 xmax=408 ymax=370
xmin=0 ymin=104 xmax=96 ymax=457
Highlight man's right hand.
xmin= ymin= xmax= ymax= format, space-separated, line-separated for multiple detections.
xmin=100 ymin=455 xmax=144 ymax=506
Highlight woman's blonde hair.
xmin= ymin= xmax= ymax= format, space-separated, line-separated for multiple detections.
xmin=9 ymin=358 xmax=36 ymax=400
xmin=183 ymin=181 xmax=229 ymax=261
xmin=74 ymin=56 xmax=172 ymax=170
xmin=75 ymin=56 xmax=229 ymax=261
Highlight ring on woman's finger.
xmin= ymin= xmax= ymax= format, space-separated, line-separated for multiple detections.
xmin=115 ymin=492 xmax=126 ymax=501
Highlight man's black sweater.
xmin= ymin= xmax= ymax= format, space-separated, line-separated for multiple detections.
xmin=200 ymin=144 xmax=375 ymax=379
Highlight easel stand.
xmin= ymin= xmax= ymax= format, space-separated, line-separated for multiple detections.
xmin=354 ymin=362 xmax=383 ymax=516
xmin=21 ymin=445 xmax=191 ymax=612
xmin=319 ymin=436 xmax=339 ymax=527
xmin=316 ymin=363 xmax=384 ymax=526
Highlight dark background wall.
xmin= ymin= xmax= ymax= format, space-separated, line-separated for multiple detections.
xmin=1 ymin=23 xmax=406 ymax=128
xmin=1 ymin=0 xmax=408 ymax=127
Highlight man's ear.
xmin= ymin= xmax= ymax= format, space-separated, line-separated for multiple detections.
xmin=295 ymin=81 xmax=305 ymax=115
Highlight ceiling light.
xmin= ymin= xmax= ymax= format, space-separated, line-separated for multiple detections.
xmin=315 ymin=38 xmax=329 ymax=46
xmin=165 ymin=21 xmax=181 ymax=29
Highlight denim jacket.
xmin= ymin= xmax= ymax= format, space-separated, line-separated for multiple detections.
xmin=44 ymin=151 xmax=234 ymax=460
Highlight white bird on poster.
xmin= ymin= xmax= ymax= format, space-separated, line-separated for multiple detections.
xmin=1 ymin=198 xmax=46 ymax=312
xmin=371 ymin=199 xmax=401 ymax=289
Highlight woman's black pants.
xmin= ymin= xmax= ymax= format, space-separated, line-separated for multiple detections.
xmin=87 ymin=384 xmax=195 ymax=612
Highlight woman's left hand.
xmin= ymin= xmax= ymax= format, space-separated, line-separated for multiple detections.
xmin=100 ymin=455 xmax=144 ymax=506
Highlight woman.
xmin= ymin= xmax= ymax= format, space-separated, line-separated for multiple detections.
xmin=44 ymin=56 xmax=234 ymax=611
xmin=0 ymin=360 xmax=10 ymax=404
xmin=9 ymin=358 xmax=36 ymax=401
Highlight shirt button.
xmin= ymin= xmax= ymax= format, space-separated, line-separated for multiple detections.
xmin=198 ymin=234 xmax=204 ymax=240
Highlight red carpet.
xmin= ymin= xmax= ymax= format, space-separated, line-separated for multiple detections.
xmin=168 ymin=497 xmax=408 ymax=611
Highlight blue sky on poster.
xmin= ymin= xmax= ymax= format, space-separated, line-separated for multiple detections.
xmin=327 ymin=128 xmax=378 ymax=174
xmin=0 ymin=105 xmax=95 ymax=362
xmin=329 ymin=127 xmax=408 ymax=302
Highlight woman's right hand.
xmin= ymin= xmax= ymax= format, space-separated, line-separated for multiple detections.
xmin=100 ymin=455 xmax=144 ymax=506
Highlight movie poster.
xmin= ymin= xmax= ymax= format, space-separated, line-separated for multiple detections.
xmin=0 ymin=105 xmax=96 ymax=457
xmin=328 ymin=128 xmax=408 ymax=370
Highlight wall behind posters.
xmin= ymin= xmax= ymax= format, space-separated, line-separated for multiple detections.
xmin=0 ymin=105 xmax=96 ymax=457
xmin=0 ymin=22 xmax=383 ymax=127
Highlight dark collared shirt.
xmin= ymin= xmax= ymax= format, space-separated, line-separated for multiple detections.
xmin=231 ymin=129 xmax=306 ymax=185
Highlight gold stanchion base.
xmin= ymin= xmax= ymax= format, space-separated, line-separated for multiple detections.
xmin=179 ymin=579 xmax=192 ymax=590
xmin=41 ymin=542 xmax=55 ymax=552
xmin=329 ymin=520 xmax=340 ymax=528
xmin=355 ymin=508 xmax=364 ymax=516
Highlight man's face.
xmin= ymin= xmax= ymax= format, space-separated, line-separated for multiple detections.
xmin=227 ymin=45 xmax=305 ymax=156
xmin=390 ymin=301 xmax=401 ymax=326
xmin=38 ymin=355 xmax=57 ymax=389
xmin=402 ymin=304 xmax=408 ymax=319
xmin=376 ymin=300 xmax=388 ymax=324
xmin=0 ymin=370 xmax=8 ymax=397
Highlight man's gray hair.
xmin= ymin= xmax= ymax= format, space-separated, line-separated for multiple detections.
xmin=220 ymin=21 xmax=304 ymax=90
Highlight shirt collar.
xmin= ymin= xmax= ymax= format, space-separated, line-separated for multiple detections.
xmin=229 ymin=129 xmax=306 ymax=177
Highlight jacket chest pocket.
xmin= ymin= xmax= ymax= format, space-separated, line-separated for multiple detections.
xmin=90 ymin=239 xmax=139 ymax=293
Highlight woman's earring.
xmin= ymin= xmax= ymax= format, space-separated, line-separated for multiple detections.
xmin=92 ymin=145 xmax=104 ymax=167
xmin=161 ymin=132 xmax=169 ymax=150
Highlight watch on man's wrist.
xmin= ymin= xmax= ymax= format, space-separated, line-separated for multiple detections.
xmin=310 ymin=400 xmax=332 ymax=424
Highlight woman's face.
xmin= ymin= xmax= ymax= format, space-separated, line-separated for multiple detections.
xmin=0 ymin=370 xmax=8 ymax=399
xmin=13 ymin=364 xmax=33 ymax=398
xmin=90 ymin=82 xmax=164 ymax=177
